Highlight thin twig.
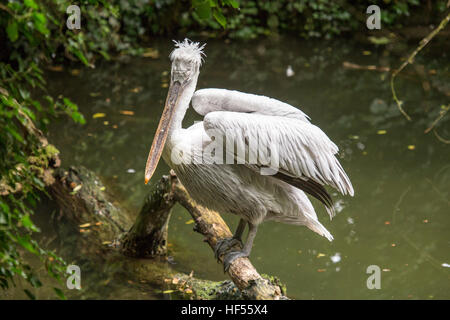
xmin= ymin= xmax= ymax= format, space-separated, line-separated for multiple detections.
xmin=424 ymin=104 xmax=449 ymax=134
xmin=390 ymin=12 xmax=450 ymax=121
xmin=433 ymin=128 xmax=450 ymax=144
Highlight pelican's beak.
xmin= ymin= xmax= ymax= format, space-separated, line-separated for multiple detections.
xmin=144 ymin=80 xmax=183 ymax=184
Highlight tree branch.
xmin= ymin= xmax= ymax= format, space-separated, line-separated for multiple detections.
xmin=390 ymin=12 xmax=450 ymax=121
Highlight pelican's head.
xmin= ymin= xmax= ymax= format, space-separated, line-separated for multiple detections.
xmin=144 ymin=39 xmax=205 ymax=184
xmin=169 ymin=39 xmax=205 ymax=85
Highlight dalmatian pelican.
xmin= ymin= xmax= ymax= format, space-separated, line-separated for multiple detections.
xmin=145 ymin=39 xmax=354 ymax=271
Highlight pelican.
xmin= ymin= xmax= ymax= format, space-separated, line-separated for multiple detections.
xmin=145 ymin=39 xmax=354 ymax=271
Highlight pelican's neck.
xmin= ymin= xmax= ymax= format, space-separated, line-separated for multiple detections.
xmin=169 ymin=74 xmax=198 ymax=134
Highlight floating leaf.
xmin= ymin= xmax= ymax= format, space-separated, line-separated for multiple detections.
xmin=185 ymin=219 xmax=195 ymax=225
xmin=79 ymin=223 xmax=91 ymax=228
xmin=368 ymin=36 xmax=391 ymax=45
xmin=129 ymin=87 xmax=142 ymax=93
xmin=92 ymin=113 xmax=106 ymax=119
xmin=316 ymin=253 xmax=326 ymax=258
xmin=142 ymin=48 xmax=159 ymax=58
xmin=119 ymin=110 xmax=134 ymax=116
xmin=47 ymin=65 xmax=63 ymax=72
xmin=407 ymin=145 xmax=415 ymax=150
xmin=377 ymin=130 xmax=387 ymax=135
xmin=163 ymin=290 xmax=175 ymax=294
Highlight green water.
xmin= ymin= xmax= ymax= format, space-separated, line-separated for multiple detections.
xmin=8 ymin=37 xmax=450 ymax=299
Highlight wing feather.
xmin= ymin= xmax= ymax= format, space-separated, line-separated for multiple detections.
xmin=202 ymin=111 xmax=354 ymax=199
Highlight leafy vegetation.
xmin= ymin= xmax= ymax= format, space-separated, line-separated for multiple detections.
xmin=185 ymin=0 xmax=448 ymax=39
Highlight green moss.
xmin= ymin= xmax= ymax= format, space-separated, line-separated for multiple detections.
xmin=261 ymin=273 xmax=287 ymax=296
xmin=172 ymin=274 xmax=242 ymax=300
xmin=44 ymin=144 xmax=60 ymax=158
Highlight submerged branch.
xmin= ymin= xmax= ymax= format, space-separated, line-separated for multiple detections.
xmin=433 ymin=129 xmax=450 ymax=144
xmin=424 ymin=104 xmax=449 ymax=134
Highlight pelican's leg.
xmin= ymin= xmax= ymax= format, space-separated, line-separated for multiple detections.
xmin=233 ymin=218 xmax=247 ymax=242
xmin=214 ymin=219 xmax=246 ymax=261
xmin=223 ymin=223 xmax=258 ymax=272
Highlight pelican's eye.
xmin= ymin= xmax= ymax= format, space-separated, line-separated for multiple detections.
xmin=172 ymin=59 xmax=194 ymax=82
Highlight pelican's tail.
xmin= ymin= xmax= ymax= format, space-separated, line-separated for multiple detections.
xmin=305 ymin=219 xmax=334 ymax=242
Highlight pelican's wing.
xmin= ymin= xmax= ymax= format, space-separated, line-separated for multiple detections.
xmin=192 ymin=89 xmax=310 ymax=122
xmin=192 ymin=89 xmax=354 ymax=218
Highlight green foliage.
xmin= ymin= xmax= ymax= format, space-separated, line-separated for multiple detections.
xmin=0 ymin=0 xmax=112 ymax=297
xmin=182 ymin=0 xmax=448 ymax=39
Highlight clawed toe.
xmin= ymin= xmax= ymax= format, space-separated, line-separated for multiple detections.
xmin=223 ymin=251 xmax=248 ymax=273
xmin=214 ymin=237 xmax=242 ymax=261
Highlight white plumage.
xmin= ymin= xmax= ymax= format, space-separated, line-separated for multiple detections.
xmin=145 ymin=39 xmax=354 ymax=270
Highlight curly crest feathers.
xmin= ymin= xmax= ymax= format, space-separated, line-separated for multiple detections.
xmin=170 ymin=38 xmax=206 ymax=67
